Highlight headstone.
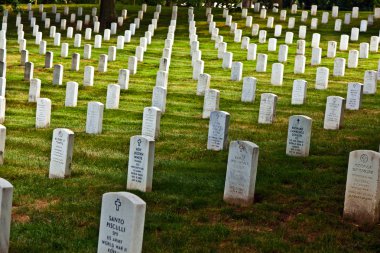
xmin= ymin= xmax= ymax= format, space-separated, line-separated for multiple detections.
xmin=268 ymin=38 xmax=277 ymax=51
xmin=352 ymin=7 xmax=359 ymax=18
xmin=286 ymin=115 xmax=312 ymax=156
xmin=28 ymin=78 xmax=41 ymax=102
xmin=65 ymin=82 xmax=78 ymax=107
xmin=258 ymin=30 xmax=267 ymax=43
xmin=348 ymin=50 xmax=359 ymax=68
xmin=296 ymin=40 xmax=306 ymax=55
xmin=288 ymin=17 xmax=295 ymax=29
xmin=247 ymin=43 xmax=257 ymax=60
xmin=311 ymin=47 xmax=322 ymax=66
xmin=370 ymin=36 xmax=379 ymax=52
xmin=86 ymin=102 xmax=104 ymax=134
xmin=291 ymin=79 xmax=307 ymax=105
xmin=346 ymin=82 xmax=363 ymax=110
xmin=271 ymin=63 xmax=284 ymax=86
xmin=333 ymin=58 xmax=345 ymax=77
xmin=222 ymin=52 xmax=232 ymax=69
xmin=128 ymin=56 xmax=137 ymax=75
xmin=344 ymin=13 xmax=351 ymax=24
xmin=311 ymin=33 xmax=320 ymax=48
xmin=327 ymin=41 xmax=337 ymax=58
xmin=350 ymin=27 xmax=359 ymax=41
xmin=71 ymin=53 xmax=80 ymax=71
xmin=256 ymin=53 xmax=267 ymax=72
xmin=105 ymin=84 xmax=120 ymax=109
xmin=83 ymin=66 xmax=94 ymax=87
xmin=332 ymin=6 xmax=339 ymax=17
xmin=49 ymin=128 xmax=74 ymax=178
xmin=74 ymin=34 xmax=82 ymax=47
xmin=152 ymin=86 xmax=167 ymax=113
xmin=298 ymin=25 xmax=307 ymax=39
xmin=294 ymin=55 xmax=306 ymax=74
xmin=231 ymin=62 xmax=243 ymax=81
xmin=24 ymin=62 xmax=34 ymax=81
xmin=258 ymin=93 xmax=277 ymax=124
xmin=202 ymin=89 xmax=220 ymax=119
xmin=127 ymin=135 xmax=155 ymax=192
xmin=218 ymin=43 xmax=227 ymax=59
xmin=53 ymin=64 xmax=63 ymax=85
xmin=142 ymin=106 xmax=161 ymax=140
xmin=280 ymin=32 xmax=291 ymax=46
xmin=197 ymin=73 xmax=210 ymax=96
xmin=339 ymin=34 xmax=349 ymax=51
xmin=335 ymin=19 xmax=342 ymax=31
xmin=108 ymin=46 xmax=116 ymax=62
xmin=323 ymin=96 xmax=345 ymax=130
xmin=359 ymin=42 xmax=369 ymax=59
xmin=36 ymin=98 xmax=51 ymax=128
xmin=223 ymin=140 xmax=259 ymax=206
xmin=0 ymin=177 xmax=13 ymax=252
xmin=251 ymin=24 xmax=259 ymax=36
xmin=343 ymin=150 xmax=380 ymax=226
xmin=98 ymin=54 xmax=108 ymax=72
xmin=207 ymin=111 xmax=230 ymax=151
xmin=363 ymin=70 xmax=377 ymax=94
xmin=97 ymin=192 xmax=146 ymax=253
xmin=61 ymin=43 xmax=69 ymax=58
xmin=45 ymin=51 xmax=53 ymax=68
xmin=118 ymin=69 xmax=129 ymax=90
xmin=315 ymin=67 xmax=329 ymax=90
xmin=278 ymin=44 xmax=288 ymax=62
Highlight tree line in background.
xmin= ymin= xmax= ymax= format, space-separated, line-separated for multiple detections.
xmin=1 ymin=0 xmax=380 ymax=14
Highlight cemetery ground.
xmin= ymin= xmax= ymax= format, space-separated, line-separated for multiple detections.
xmin=1 ymin=3 xmax=380 ymax=252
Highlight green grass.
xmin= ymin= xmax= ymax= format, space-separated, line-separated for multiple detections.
xmin=1 ymin=3 xmax=380 ymax=252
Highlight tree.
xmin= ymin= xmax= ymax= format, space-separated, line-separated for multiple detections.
xmin=99 ymin=0 xmax=117 ymax=30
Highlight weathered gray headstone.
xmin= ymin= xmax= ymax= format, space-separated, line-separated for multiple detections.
xmin=53 ymin=64 xmax=63 ymax=85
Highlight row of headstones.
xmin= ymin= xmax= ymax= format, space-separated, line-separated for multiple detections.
xmin=2 ymin=24 xmax=175 ymax=247
xmin=0 ymin=175 xmax=146 ymax=253
xmin=206 ymin=4 xmax=377 ymax=42
xmin=12 ymin=5 xmax=158 ymax=52
xmin=209 ymin=11 xmax=375 ymax=49
xmin=21 ymin=24 xmax=174 ymax=132
xmin=223 ymin=130 xmax=380 ymax=230
xmin=7 ymin=3 xmax=155 ymax=36
xmin=190 ymin=19 xmax=379 ymax=95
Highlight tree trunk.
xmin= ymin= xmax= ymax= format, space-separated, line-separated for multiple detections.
xmin=99 ymin=0 xmax=117 ymax=30
xmin=242 ymin=0 xmax=251 ymax=8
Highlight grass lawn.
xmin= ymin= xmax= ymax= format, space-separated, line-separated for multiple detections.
xmin=1 ymin=3 xmax=380 ymax=252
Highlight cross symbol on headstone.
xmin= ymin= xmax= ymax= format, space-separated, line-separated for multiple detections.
xmin=297 ymin=118 xmax=300 ymax=124
xmin=137 ymin=139 xmax=142 ymax=146
xmin=115 ymin=198 xmax=121 ymax=211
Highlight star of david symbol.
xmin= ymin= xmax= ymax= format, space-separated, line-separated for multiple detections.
xmin=115 ymin=198 xmax=121 ymax=211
